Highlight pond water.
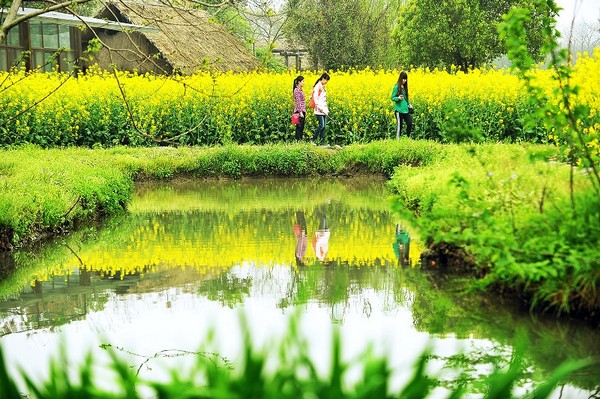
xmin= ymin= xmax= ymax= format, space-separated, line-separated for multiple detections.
xmin=0 ymin=177 xmax=598 ymax=398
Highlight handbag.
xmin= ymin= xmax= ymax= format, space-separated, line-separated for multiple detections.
xmin=408 ymin=104 xmax=414 ymax=114
xmin=309 ymin=92 xmax=316 ymax=109
xmin=291 ymin=112 xmax=300 ymax=125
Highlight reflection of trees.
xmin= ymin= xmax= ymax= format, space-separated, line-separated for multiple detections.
xmin=277 ymin=260 xmax=406 ymax=323
xmin=410 ymin=269 xmax=600 ymax=391
xmin=430 ymin=344 xmax=518 ymax=395
xmin=0 ymin=286 xmax=110 ymax=337
xmin=196 ymin=273 xmax=252 ymax=309
xmin=408 ymin=271 xmax=471 ymax=335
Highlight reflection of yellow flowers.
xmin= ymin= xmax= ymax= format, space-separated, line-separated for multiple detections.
xmin=25 ymin=209 xmax=424 ymax=281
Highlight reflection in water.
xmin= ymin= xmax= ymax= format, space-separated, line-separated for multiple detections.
xmin=293 ymin=211 xmax=308 ymax=266
xmin=312 ymin=206 xmax=330 ymax=263
xmin=0 ymin=178 xmax=598 ymax=397
xmin=393 ymin=224 xmax=411 ymax=267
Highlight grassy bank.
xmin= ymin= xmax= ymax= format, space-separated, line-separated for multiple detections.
xmin=387 ymin=143 xmax=599 ymax=321
xmin=0 ymin=140 xmax=440 ymax=251
xmin=1 ymin=140 xmax=598 ymax=321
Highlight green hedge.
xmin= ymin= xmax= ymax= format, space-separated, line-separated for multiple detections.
xmin=0 ymin=141 xmax=441 ymax=250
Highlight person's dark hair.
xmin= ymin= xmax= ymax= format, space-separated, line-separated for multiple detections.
xmin=293 ymin=75 xmax=304 ymax=93
xmin=396 ymin=71 xmax=409 ymax=101
xmin=313 ymin=72 xmax=330 ymax=87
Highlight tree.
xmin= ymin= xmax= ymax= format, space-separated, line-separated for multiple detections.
xmin=284 ymin=0 xmax=401 ymax=70
xmin=562 ymin=19 xmax=600 ymax=63
xmin=193 ymin=0 xmax=255 ymax=51
xmin=236 ymin=0 xmax=289 ymax=69
xmin=392 ymin=0 xmax=549 ymax=71
xmin=188 ymin=0 xmax=290 ymax=69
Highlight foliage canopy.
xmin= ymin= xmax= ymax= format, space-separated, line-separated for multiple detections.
xmin=392 ymin=0 xmax=549 ymax=71
xmin=284 ymin=0 xmax=401 ymax=70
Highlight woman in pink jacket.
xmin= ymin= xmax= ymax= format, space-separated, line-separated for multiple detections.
xmin=292 ymin=75 xmax=306 ymax=141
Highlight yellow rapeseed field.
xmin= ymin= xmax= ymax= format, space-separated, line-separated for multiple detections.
xmin=0 ymin=50 xmax=598 ymax=146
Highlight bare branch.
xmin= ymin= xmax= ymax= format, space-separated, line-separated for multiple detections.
xmin=185 ymin=0 xmax=238 ymax=8
xmin=0 ymin=53 xmax=76 ymax=129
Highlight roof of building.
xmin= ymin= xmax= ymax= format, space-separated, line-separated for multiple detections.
xmin=96 ymin=1 xmax=259 ymax=73
xmin=1 ymin=6 xmax=157 ymax=33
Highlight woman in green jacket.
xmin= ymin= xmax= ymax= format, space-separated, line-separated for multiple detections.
xmin=391 ymin=71 xmax=413 ymax=139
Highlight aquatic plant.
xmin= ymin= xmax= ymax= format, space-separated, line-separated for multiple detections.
xmin=0 ymin=313 xmax=592 ymax=399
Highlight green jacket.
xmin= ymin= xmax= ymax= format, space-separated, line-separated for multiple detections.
xmin=391 ymin=83 xmax=410 ymax=114
xmin=392 ymin=229 xmax=411 ymax=260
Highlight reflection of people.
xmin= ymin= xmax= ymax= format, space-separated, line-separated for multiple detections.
xmin=393 ymin=224 xmax=411 ymax=266
xmin=312 ymin=209 xmax=330 ymax=262
xmin=391 ymin=71 xmax=413 ymax=139
xmin=294 ymin=211 xmax=308 ymax=266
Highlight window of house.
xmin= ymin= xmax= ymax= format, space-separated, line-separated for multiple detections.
xmin=59 ymin=51 xmax=75 ymax=72
xmin=59 ymin=25 xmax=71 ymax=48
xmin=29 ymin=21 xmax=75 ymax=72
xmin=0 ymin=48 xmax=25 ymax=71
xmin=30 ymin=21 xmax=43 ymax=48
xmin=42 ymin=23 xmax=59 ymax=49
xmin=6 ymin=25 xmax=21 ymax=46
xmin=0 ymin=26 xmax=26 ymax=71
xmin=1 ymin=20 xmax=76 ymax=73
xmin=32 ymin=54 xmax=48 ymax=71
xmin=0 ymin=49 xmax=6 ymax=71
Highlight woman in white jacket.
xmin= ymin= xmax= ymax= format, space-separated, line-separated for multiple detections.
xmin=311 ymin=73 xmax=330 ymax=145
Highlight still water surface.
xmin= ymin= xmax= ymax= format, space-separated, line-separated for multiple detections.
xmin=0 ymin=178 xmax=598 ymax=397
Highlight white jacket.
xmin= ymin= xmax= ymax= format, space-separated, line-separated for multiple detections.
xmin=313 ymin=230 xmax=330 ymax=261
xmin=312 ymin=82 xmax=329 ymax=116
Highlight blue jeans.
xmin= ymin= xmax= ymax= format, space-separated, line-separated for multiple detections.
xmin=314 ymin=115 xmax=326 ymax=144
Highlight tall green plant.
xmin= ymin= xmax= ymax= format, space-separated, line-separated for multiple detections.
xmin=498 ymin=0 xmax=600 ymax=204
xmin=0 ymin=316 xmax=593 ymax=399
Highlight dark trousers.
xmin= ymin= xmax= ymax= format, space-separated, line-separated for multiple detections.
xmin=395 ymin=111 xmax=412 ymax=138
xmin=295 ymin=115 xmax=306 ymax=140
xmin=314 ymin=114 xmax=326 ymax=144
